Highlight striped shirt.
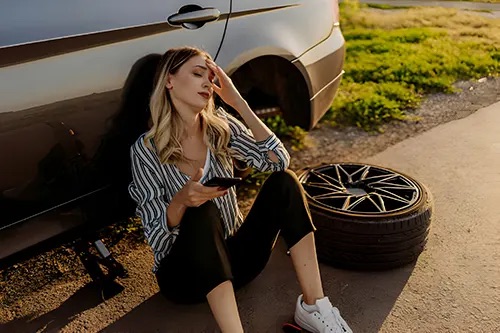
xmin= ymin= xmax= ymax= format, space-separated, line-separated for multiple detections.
xmin=128 ymin=107 xmax=290 ymax=272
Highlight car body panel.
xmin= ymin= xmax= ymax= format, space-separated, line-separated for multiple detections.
xmin=0 ymin=0 xmax=230 ymax=263
xmin=217 ymin=0 xmax=337 ymax=73
xmin=217 ymin=0 xmax=344 ymax=128
xmin=1 ymin=0 xmax=230 ymax=113
xmin=296 ymin=23 xmax=345 ymax=126
xmin=0 ymin=0 xmax=345 ymax=265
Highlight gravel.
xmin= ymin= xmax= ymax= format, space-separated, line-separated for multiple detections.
xmin=287 ymin=77 xmax=500 ymax=170
xmin=1 ymin=76 xmax=499 ymax=329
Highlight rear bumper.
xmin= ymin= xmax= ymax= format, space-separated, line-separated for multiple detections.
xmin=308 ymin=47 xmax=345 ymax=127
xmin=296 ymin=24 xmax=346 ymax=128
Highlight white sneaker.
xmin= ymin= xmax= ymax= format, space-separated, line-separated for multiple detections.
xmin=294 ymin=294 xmax=353 ymax=333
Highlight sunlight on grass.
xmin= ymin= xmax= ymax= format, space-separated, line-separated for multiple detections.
xmin=450 ymin=0 xmax=500 ymax=3
xmin=326 ymin=3 xmax=500 ymax=131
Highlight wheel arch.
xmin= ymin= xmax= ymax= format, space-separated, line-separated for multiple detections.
xmin=225 ymin=50 xmax=313 ymax=129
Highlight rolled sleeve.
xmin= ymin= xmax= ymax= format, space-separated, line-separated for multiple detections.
xmin=257 ymin=134 xmax=281 ymax=152
xmin=255 ymin=133 xmax=290 ymax=171
xmin=217 ymin=107 xmax=290 ymax=172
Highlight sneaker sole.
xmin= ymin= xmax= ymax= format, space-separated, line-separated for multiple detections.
xmin=293 ymin=313 xmax=319 ymax=333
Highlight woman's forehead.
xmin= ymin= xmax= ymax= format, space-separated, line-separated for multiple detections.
xmin=184 ymin=55 xmax=214 ymax=79
xmin=185 ymin=55 xmax=207 ymax=68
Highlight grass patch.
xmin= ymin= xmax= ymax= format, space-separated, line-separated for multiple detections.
xmin=326 ymin=2 xmax=500 ymax=131
xmin=262 ymin=116 xmax=307 ymax=151
xmin=451 ymin=0 xmax=500 ymax=3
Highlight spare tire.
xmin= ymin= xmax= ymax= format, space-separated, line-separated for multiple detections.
xmin=297 ymin=163 xmax=433 ymax=270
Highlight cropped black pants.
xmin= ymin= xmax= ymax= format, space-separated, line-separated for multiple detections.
xmin=155 ymin=170 xmax=316 ymax=304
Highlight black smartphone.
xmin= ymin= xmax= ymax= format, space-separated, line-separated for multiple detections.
xmin=203 ymin=176 xmax=243 ymax=188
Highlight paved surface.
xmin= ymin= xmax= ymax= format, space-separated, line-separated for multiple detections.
xmin=1 ymin=102 xmax=499 ymax=332
xmin=361 ymin=101 xmax=500 ymax=332
xmin=104 ymin=101 xmax=500 ymax=332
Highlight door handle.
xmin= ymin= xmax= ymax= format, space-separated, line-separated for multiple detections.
xmin=168 ymin=7 xmax=220 ymax=27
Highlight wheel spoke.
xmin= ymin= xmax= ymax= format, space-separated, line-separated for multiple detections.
xmin=376 ymin=189 xmax=411 ymax=204
xmin=346 ymin=196 xmax=367 ymax=211
xmin=366 ymin=174 xmax=399 ymax=185
xmin=361 ymin=173 xmax=395 ymax=182
xmin=304 ymin=182 xmax=341 ymax=192
xmin=313 ymin=192 xmax=349 ymax=200
xmin=370 ymin=182 xmax=415 ymax=190
xmin=373 ymin=185 xmax=416 ymax=191
xmin=349 ymin=165 xmax=370 ymax=179
xmin=317 ymin=172 xmax=345 ymax=188
xmin=309 ymin=171 xmax=345 ymax=191
xmin=306 ymin=182 xmax=341 ymax=190
xmin=367 ymin=196 xmax=384 ymax=212
xmin=360 ymin=165 xmax=371 ymax=180
xmin=372 ymin=193 xmax=387 ymax=212
xmin=337 ymin=164 xmax=353 ymax=183
xmin=334 ymin=164 xmax=343 ymax=185
xmin=342 ymin=196 xmax=353 ymax=210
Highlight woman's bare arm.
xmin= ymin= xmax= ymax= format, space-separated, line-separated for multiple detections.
xmin=206 ymin=59 xmax=279 ymax=163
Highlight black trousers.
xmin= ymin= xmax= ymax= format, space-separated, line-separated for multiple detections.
xmin=155 ymin=170 xmax=316 ymax=304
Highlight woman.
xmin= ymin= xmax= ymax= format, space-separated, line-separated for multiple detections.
xmin=128 ymin=46 xmax=352 ymax=333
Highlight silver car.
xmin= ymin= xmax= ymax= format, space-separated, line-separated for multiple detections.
xmin=0 ymin=0 xmax=344 ymax=273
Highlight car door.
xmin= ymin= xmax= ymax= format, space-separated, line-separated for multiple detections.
xmin=0 ymin=0 xmax=230 ymax=261
xmin=0 ymin=0 xmax=230 ymax=112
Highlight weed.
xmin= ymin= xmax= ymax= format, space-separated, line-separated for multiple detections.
xmin=263 ymin=116 xmax=308 ymax=151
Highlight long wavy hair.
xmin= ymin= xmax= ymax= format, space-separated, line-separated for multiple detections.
xmin=144 ymin=47 xmax=232 ymax=169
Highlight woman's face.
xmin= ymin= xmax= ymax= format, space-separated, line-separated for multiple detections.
xmin=167 ymin=54 xmax=215 ymax=114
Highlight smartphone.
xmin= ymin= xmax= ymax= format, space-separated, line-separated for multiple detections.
xmin=204 ymin=176 xmax=243 ymax=188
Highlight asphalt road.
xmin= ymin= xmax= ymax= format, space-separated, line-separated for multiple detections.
xmin=361 ymin=100 xmax=500 ymax=332
xmin=1 ymin=101 xmax=499 ymax=332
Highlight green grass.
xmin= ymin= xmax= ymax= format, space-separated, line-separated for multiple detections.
xmin=326 ymin=3 xmax=500 ymax=131
xmin=262 ymin=116 xmax=307 ymax=151
xmin=446 ymin=0 xmax=500 ymax=3
xmin=407 ymin=0 xmax=500 ymax=3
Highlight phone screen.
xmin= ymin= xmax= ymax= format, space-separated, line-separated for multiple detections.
xmin=204 ymin=177 xmax=242 ymax=188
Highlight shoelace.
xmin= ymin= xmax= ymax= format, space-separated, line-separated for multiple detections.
xmin=322 ymin=310 xmax=344 ymax=333
xmin=331 ymin=307 xmax=349 ymax=333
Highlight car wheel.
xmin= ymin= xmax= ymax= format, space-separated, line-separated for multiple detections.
xmin=296 ymin=163 xmax=433 ymax=270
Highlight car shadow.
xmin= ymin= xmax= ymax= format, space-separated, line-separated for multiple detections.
xmin=99 ymin=240 xmax=415 ymax=333
xmin=1 ymin=280 xmax=124 ymax=333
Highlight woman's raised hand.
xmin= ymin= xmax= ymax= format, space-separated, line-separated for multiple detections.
xmin=176 ymin=168 xmax=227 ymax=208
xmin=206 ymin=59 xmax=244 ymax=110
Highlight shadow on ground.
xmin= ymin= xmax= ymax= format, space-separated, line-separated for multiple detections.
xmin=1 ymin=281 xmax=124 ymax=333
xmin=98 ymin=240 xmax=415 ymax=333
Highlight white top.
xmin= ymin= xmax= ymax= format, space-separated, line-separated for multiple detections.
xmin=201 ymin=147 xmax=211 ymax=181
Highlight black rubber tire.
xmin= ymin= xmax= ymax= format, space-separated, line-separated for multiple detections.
xmin=297 ymin=163 xmax=433 ymax=270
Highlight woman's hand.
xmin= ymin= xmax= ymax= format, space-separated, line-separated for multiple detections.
xmin=174 ymin=168 xmax=227 ymax=208
xmin=206 ymin=59 xmax=244 ymax=110
xmin=167 ymin=169 xmax=226 ymax=229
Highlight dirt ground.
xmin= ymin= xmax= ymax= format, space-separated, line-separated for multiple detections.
xmin=0 ymin=77 xmax=499 ymax=333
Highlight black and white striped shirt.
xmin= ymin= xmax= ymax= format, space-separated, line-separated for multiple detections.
xmin=128 ymin=108 xmax=290 ymax=272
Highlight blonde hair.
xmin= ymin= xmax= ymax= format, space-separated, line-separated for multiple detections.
xmin=144 ymin=46 xmax=232 ymax=169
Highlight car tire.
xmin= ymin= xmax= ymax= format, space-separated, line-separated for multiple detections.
xmin=296 ymin=163 xmax=433 ymax=270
